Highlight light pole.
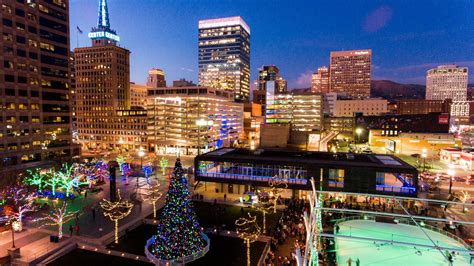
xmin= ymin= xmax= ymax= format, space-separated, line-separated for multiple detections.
xmin=11 ymin=220 xmax=20 ymax=248
xmin=355 ymin=128 xmax=363 ymax=152
xmin=421 ymin=148 xmax=427 ymax=172
xmin=447 ymin=164 xmax=455 ymax=195
xmin=138 ymin=149 xmax=145 ymax=189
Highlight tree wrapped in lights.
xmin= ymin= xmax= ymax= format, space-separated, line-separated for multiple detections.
xmin=2 ymin=187 xmax=37 ymax=231
xmin=44 ymin=170 xmax=62 ymax=196
xmin=255 ymin=191 xmax=274 ymax=234
xmin=100 ymin=189 xmax=134 ymax=244
xmin=24 ymin=168 xmax=50 ymax=192
xmin=122 ymin=163 xmax=131 ymax=185
xmin=34 ymin=202 xmax=77 ymax=239
xmin=159 ymin=157 xmax=168 ymax=175
xmin=269 ymin=175 xmax=288 ymax=213
xmin=116 ymin=155 xmax=126 ymax=172
xmin=142 ymin=184 xmax=162 ymax=218
xmin=143 ymin=163 xmax=153 ymax=182
xmin=235 ymin=213 xmax=261 ymax=266
xmin=57 ymin=163 xmax=89 ymax=197
xmin=146 ymin=158 xmax=208 ymax=263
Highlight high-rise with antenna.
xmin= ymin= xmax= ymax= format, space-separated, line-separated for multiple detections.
xmin=75 ymin=0 xmax=147 ymax=152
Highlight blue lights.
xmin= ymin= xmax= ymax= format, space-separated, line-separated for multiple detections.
xmin=89 ymin=0 xmax=120 ymax=42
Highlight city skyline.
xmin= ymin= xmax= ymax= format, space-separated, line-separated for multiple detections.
xmin=70 ymin=0 xmax=474 ymax=88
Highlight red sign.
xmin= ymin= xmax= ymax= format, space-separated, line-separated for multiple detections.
xmin=438 ymin=115 xmax=449 ymax=124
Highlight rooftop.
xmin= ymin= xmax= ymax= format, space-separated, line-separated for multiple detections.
xmin=198 ymin=16 xmax=251 ymax=34
xmin=197 ymin=148 xmax=417 ymax=172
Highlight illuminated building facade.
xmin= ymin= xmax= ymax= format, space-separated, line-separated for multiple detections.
xmin=333 ymin=98 xmax=388 ymax=117
xmin=330 ymin=49 xmax=372 ymax=99
xmin=311 ymin=66 xmax=329 ymax=93
xmin=147 ymin=86 xmax=244 ymax=155
xmin=266 ymin=92 xmax=323 ymax=132
xmin=198 ymin=16 xmax=250 ymax=102
xmin=394 ymin=99 xmax=452 ymax=115
xmin=426 ymin=65 xmax=468 ymax=101
xmin=243 ymin=102 xmax=264 ymax=149
xmin=75 ymin=0 xmax=146 ymax=151
xmin=130 ymin=82 xmax=147 ymax=108
xmin=253 ymin=65 xmax=287 ymax=114
xmin=1 ymin=0 xmax=78 ymax=176
xmin=146 ymin=68 xmax=166 ymax=88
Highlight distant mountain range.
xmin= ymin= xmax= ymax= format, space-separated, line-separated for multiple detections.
xmin=370 ymin=80 xmax=425 ymax=100
xmin=290 ymin=80 xmax=474 ymax=101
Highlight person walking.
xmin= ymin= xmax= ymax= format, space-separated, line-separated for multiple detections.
xmin=356 ymin=258 xmax=360 ymax=266
xmin=224 ymin=193 xmax=227 ymax=202
xmin=69 ymin=225 xmax=73 ymax=237
xmin=347 ymin=257 xmax=352 ymax=266
xmin=75 ymin=224 xmax=80 ymax=236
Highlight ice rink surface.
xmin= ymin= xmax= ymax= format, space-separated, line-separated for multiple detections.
xmin=335 ymin=220 xmax=471 ymax=266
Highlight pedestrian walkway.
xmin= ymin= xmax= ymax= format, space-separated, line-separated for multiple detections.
xmin=0 ymin=229 xmax=46 ymax=257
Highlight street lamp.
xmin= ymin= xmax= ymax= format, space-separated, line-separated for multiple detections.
xmin=355 ymin=128 xmax=363 ymax=144
xmin=11 ymin=219 xmax=20 ymax=248
xmin=421 ymin=148 xmax=427 ymax=172
xmin=138 ymin=149 xmax=145 ymax=169
xmin=138 ymin=149 xmax=145 ymax=189
xmin=447 ymin=164 xmax=455 ymax=195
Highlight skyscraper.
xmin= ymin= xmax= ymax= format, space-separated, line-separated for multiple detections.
xmin=253 ymin=65 xmax=287 ymax=114
xmin=75 ymin=0 xmax=146 ymax=151
xmin=146 ymin=68 xmax=166 ymax=88
xmin=311 ymin=66 xmax=329 ymax=93
xmin=329 ymin=49 xmax=372 ymax=99
xmin=426 ymin=65 xmax=468 ymax=101
xmin=1 ymin=0 xmax=78 ymax=177
xmin=198 ymin=16 xmax=250 ymax=102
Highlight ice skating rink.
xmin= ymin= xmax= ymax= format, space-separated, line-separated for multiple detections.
xmin=335 ymin=220 xmax=471 ymax=266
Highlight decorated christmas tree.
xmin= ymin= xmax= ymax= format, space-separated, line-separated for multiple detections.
xmin=147 ymin=158 xmax=208 ymax=263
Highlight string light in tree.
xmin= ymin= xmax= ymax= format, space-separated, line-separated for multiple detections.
xmin=34 ymin=201 xmax=77 ymax=239
xmin=100 ymin=189 xmax=134 ymax=244
xmin=159 ymin=157 xmax=168 ymax=176
xmin=24 ymin=168 xmax=50 ymax=192
xmin=5 ymin=187 xmax=37 ymax=231
xmin=269 ymin=175 xmax=288 ymax=213
xmin=235 ymin=213 xmax=261 ymax=266
xmin=255 ymin=191 xmax=274 ymax=235
xmin=142 ymin=184 xmax=162 ymax=219
xmin=44 ymin=170 xmax=62 ymax=197
xmin=57 ymin=163 xmax=89 ymax=197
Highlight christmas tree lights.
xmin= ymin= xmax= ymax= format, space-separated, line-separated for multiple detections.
xmin=100 ymin=189 xmax=134 ymax=244
xmin=146 ymin=158 xmax=208 ymax=264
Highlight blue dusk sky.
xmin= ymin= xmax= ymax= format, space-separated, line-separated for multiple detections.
xmin=70 ymin=0 xmax=474 ymax=88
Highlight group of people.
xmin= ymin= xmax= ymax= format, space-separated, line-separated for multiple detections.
xmin=265 ymin=198 xmax=308 ymax=265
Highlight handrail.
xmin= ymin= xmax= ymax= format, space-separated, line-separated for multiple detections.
xmin=334 ymin=216 xmax=472 ymax=250
xmin=144 ymin=232 xmax=210 ymax=265
xmin=198 ymin=172 xmax=307 ymax=185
